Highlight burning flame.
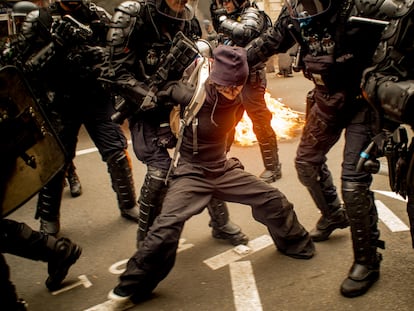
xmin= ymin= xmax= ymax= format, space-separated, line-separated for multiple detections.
xmin=234 ymin=91 xmax=305 ymax=146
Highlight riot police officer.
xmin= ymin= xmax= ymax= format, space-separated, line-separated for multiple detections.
xmin=10 ymin=0 xmax=141 ymax=235
xmin=101 ymin=0 xmax=248 ymax=246
xmin=211 ymin=0 xmax=282 ymax=183
xmin=244 ymin=0 xmax=404 ymax=297
xmin=0 ymin=65 xmax=81 ymax=310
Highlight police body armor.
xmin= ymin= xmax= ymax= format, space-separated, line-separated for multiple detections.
xmin=0 ymin=65 xmax=66 ymax=216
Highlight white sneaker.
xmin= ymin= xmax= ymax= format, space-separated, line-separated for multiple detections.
xmin=106 ymin=289 xmax=134 ymax=310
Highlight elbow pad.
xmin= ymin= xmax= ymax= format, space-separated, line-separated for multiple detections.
xmin=376 ymin=79 xmax=414 ymax=126
xmin=245 ymin=36 xmax=269 ymax=68
xmin=106 ymin=1 xmax=142 ymax=48
xmin=219 ymin=18 xmax=254 ymax=46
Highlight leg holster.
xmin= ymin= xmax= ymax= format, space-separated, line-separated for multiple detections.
xmin=295 ymin=161 xmax=342 ymax=217
xmin=107 ymin=150 xmax=137 ymax=211
xmin=342 ymin=181 xmax=384 ymax=265
xmin=137 ymin=166 xmax=168 ymax=244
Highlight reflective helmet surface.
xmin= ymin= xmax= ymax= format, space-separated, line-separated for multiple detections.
xmin=285 ymin=0 xmax=331 ymax=22
xmin=12 ymin=1 xmax=38 ymax=15
xmin=155 ymin=0 xmax=197 ymax=21
xmin=12 ymin=1 xmax=38 ymax=34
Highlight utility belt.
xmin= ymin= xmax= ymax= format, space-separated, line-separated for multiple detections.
xmin=303 ymin=54 xmax=354 ymax=93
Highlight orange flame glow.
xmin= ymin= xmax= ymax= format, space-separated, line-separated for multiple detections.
xmin=234 ymin=91 xmax=305 ymax=146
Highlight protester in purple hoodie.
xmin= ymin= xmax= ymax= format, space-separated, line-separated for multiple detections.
xmin=108 ymin=45 xmax=315 ymax=306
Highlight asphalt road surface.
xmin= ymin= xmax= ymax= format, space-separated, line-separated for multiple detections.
xmin=5 ymin=72 xmax=414 ymax=311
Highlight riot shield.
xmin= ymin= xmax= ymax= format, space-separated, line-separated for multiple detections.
xmin=0 ymin=65 xmax=66 ymax=216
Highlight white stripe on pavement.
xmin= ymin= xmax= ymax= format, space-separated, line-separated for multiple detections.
xmin=204 ymin=235 xmax=273 ymax=270
xmin=373 ymin=190 xmax=407 ymax=202
xmin=375 ymin=199 xmax=409 ymax=232
xmin=230 ymin=261 xmax=263 ymax=311
xmin=75 ymin=140 xmax=132 ymax=156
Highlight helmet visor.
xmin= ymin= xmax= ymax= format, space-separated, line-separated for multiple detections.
xmin=156 ymin=0 xmax=197 ymax=21
xmin=284 ymin=0 xmax=331 ymax=21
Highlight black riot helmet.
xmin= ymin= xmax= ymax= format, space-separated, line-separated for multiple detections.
xmin=284 ymin=0 xmax=331 ymax=25
xmin=12 ymin=1 xmax=38 ymax=34
xmin=155 ymin=0 xmax=198 ymax=21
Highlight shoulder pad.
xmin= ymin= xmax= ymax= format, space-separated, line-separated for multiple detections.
xmin=115 ymin=1 xmax=143 ymax=17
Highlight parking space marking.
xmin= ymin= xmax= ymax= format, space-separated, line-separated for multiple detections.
xmin=204 ymin=235 xmax=273 ymax=270
xmin=230 ymin=261 xmax=263 ymax=311
xmin=375 ymin=199 xmax=409 ymax=232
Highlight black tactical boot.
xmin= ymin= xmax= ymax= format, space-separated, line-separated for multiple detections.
xmin=66 ymin=161 xmax=82 ymax=197
xmin=36 ymin=170 xmax=65 ymax=236
xmin=340 ymin=254 xmax=382 ymax=298
xmin=310 ymin=205 xmax=349 ymax=242
xmin=208 ymin=198 xmax=249 ymax=246
xmin=340 ymin=181 xmax=384 ymax=298
xmin=259 ymin=163 xmax=282 ymax=183
xmin=295 ymin=161 xmax=348 ymax=241
xmin=107 ymin=151 xmax=140 ymax=222
xmin=258 ymin=137 xmax=282 ymax=183
xmin=46 ymin=237 xmax=82 ymax=291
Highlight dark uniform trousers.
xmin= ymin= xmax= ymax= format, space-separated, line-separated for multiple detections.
xmin=116 ymin=158 xmax=311 ymax=296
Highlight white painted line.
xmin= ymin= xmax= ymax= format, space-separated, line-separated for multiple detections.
xmin=374 ymin=190 xmax=407 ymax=202
xmin=76 ymin=140 xmax=132 ymax=156
xmin=177 ymin=238 xmax=194 ymax=253
xmin=204 ymin=235 xmax=273 ymax=270
xmin=230 ymin=261 xmax=263 ymax=311
xmin=375 ymin=200 xmax=409 ymax=232
xmin=109 ymin=259 xmax=128 ymax=275
xmin=51 ymin=275 xmax=92 ymax=295
xmin=84 ymin=299 xmax=135 ymax=311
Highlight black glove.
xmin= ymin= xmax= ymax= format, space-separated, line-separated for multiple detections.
xmin=52 ymin=20 xmax=84 ymax=46
xmin=156 ymin=80 xmax=195 ymax=107
xmin=81 ymin=45 xmax=107 ymax=64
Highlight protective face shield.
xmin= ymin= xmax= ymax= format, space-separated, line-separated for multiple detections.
xmin=284 ymin=0 xmax=331 ymax=24
xmin=58 ymin=0 xmax=83 ymax=12
xmin=156 ymin=0 xmax=198 ymax=21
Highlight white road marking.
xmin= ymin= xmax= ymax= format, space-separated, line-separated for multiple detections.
xmin=51 ymin=275 xmax=92 ymax=295
xmin=177 ymin=238 xmax=194 ymax=253
xmin=204 ymin=235 xmax=273 ymax=270
xmin=109 ymin=259 xmax=128 ymax=275
xmin=375 ymin=199 xmax=409 ymax=232
xmin=84 ymin=299 xmax=135 ymax=311
xmin=230 ymin=261 xmax=263 ymax=311
xmin=374 ymin=190 xmax=407 ymax=202
xmin=76 ymin=141 xmax=132 ymax=156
